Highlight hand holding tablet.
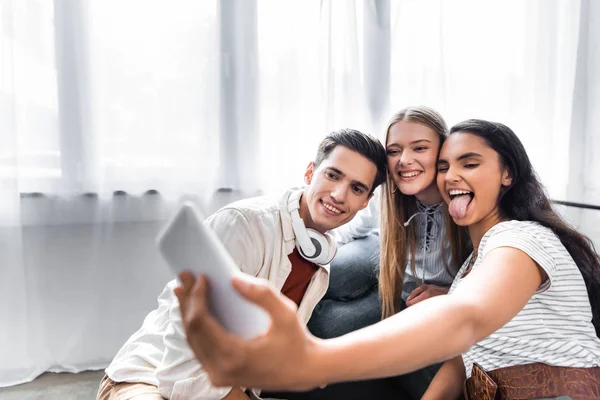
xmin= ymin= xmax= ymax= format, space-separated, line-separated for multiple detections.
xmin=156 ymin=202 xmax=270 ymax=340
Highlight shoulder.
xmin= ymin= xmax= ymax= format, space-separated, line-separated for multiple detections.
xmin=480 ymin=220 xmax=569 ymax=283
xmin=205 ymin=196 xmax=284 ymax=272
xmin=208 ymin=195 xmax=281 ymax=229
xmin=482 ymin=220 xmax=562 ymax=250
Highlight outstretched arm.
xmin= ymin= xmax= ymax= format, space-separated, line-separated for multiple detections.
xmin=176 ymin=246 xmax=544 ymax=390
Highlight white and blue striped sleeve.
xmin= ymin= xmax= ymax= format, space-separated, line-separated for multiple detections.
xmin=482 ymin=223 xmax=558 ymax=292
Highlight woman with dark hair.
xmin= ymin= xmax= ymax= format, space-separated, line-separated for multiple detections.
xmin=174 ymin=119 xmax=600 ymax=399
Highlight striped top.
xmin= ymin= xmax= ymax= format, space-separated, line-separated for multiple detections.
xmin=331 ymin=190 xmax=457 ymax=301
xmin=449 ymin=220 xmax=600 ymax=377
xmin=401 ymin=200 xmax=456 ymax=300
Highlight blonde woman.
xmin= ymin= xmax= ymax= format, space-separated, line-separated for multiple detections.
xmin=379 ymin=106 xmax=469 ymax=317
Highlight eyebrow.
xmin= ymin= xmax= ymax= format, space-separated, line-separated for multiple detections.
xmin=327 ymin=167 xmax=371 ymax=192
xmin=457 ymin=152 xmax=483 ymax=161
xmin=386 ymin=139 xmax=432 ymax=149
xmin=437 ymin=152 xmax=483 ymax=165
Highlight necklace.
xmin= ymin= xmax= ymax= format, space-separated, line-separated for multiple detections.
xmin=461 ymin=250 xmax=479 ymax=278
xmin=467 ymin=250 xmax=479 ymax=270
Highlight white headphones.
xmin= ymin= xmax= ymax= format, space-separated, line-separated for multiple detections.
xmin=287 ymin=190 xmax=337 ymax=265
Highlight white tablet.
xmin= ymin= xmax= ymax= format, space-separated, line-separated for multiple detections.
xmin=156 ymin=202 xmax=270 ymax=339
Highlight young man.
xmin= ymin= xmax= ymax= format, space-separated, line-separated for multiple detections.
xmin=97 ymin=128 xmax=387 ymax=400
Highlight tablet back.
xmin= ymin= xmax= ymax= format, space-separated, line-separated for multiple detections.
xmin=157 ymin=202 xmax=270 ymax=339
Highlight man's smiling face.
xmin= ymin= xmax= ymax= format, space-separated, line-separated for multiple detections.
xmin=300 ymin=145 xmax=377 ymax=233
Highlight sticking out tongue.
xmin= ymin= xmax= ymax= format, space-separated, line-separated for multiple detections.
xmin=449 ymin=194 xmax=472 ymax=219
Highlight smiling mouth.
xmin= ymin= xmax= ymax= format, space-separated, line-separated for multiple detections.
xmin=448 ymin=189 xmax=473 ymax=200
xmin=320 ymin=200 xmax=343 ymax=215
xmin=399 ymin=171 xmax=422 ymax=179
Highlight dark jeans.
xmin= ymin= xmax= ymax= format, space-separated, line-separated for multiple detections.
xmin=263 ymin=234 xmax=439 ymax=400
xmin=262 ymin=366 xmax=439 ymax=400
xmin=307 ymin=233 xmax=382 ymax=338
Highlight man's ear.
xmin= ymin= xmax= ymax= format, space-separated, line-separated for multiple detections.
xmin=304 ymin=161 xmax=315 ymax=185
xmin=359 ymin=191 xmax=374 ymax=210
xmin=501 ymin=168 xmax=513 ymax=187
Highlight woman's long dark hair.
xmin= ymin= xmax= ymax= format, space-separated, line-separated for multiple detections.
xmin=450 ymin=119 xmax=600 ymax=337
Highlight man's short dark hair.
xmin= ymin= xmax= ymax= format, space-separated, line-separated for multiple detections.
xmin=314 ymin=128 xmax=387 ymax=194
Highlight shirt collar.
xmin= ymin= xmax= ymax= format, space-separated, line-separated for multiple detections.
xmin=279 ymin=187 xmax=305 ymax=247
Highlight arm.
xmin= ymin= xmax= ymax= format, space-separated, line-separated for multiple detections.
xmin=421 ymin=356 xmax=465 ymax=400
xmin=311 ymin=246 xmax=544 ymax=383
xmin=176 ymin=246 xmax=545 ymax=390
xmin=156 ymin=208 xmax=262 ymax=399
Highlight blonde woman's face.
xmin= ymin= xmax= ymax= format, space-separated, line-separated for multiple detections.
xmin=386 ymin=120 xmax=442 ymax=204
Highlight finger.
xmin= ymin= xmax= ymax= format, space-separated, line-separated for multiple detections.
xmin=174 ymin=286 xmax=186 ymax=315
xmin=406 ymin=286 xmax=425 ymax=302
xmin=186 ymin=276 xmax=234 ymax=339
xmin=232 ymin=275 xmax=296 ymax=324
xmin=406 ymin=290 xmax=430 ymax=307
xmin=429 ymin=284 xmax=450 ymax=296
xmin=174 ymin=272 xmax=197 ymax=323
xmin=406 ymin=290 xmax=417 ymax=302
xmin=174 ymin=281 xmax=209 ymax=362
xmin=181 ymin=276 xmax=244 ymax=361
xmin=178 ymin=271 xmax=196 ymax=290
xmin=176 ymin=274 xmax=207 ymax=335
xmin=406 ymin=287 xmax=426 ymax=306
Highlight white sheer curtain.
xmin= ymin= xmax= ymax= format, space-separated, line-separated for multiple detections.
xmin=0 ymin=0 xmax=595 ymax=388
xmin=255 ymin=0 xmax=375 ymax=193
xmin=1 ymin=0 xmax=221 ymax=386
xmin=388 ymin=0 xmax=581 ymax=200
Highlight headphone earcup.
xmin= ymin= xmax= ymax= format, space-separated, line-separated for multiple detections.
xmin=287 ymin=188 xmax=338 ymax=265
xmin=300 ymin=228 xmax=328 ymax=264
xmin=323 ymin=233 xmax=337 ymax=264
xmin=299 ymin=228 xmax=336 ymax=265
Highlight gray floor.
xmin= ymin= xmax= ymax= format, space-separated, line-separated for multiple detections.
xmin=0 ymin=370 xmax=104 ymax=400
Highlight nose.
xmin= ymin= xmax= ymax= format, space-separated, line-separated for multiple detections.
xmin=444 ymin=165 xmax=460 ymax=184
xmin=330 ymin=184 xmax=348 ymax=204
xmin=399 ymin=150 xmax=413 ymax=166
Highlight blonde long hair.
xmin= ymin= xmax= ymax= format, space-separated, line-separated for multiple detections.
xmin=379 ymin=106 xmax=469 ymax=318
